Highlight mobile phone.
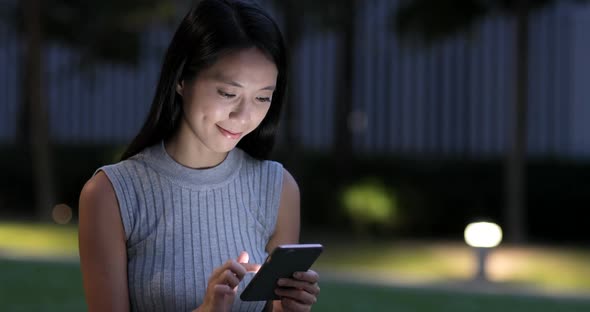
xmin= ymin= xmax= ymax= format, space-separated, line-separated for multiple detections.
xmin=240 ymin=243 xmax=323 ymax=302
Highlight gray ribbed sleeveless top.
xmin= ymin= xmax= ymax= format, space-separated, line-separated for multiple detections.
xmin=97 ymin=142 xmax=284 ymax=312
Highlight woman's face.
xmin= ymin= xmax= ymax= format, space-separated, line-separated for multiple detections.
xmin=177 ymin=47 xmax=278 ymax=154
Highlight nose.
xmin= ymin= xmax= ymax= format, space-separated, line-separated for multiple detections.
xmin=229 ymin=98 xmax=252 ymax=125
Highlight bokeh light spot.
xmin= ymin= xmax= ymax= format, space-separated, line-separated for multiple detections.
xmin=52 ymin=204 xmax=73 ymax=225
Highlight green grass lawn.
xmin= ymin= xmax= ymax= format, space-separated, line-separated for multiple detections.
xmin=312 ymin=238 xmax=590 ymax=294
xmin=1 ymin=258 xmax=589 ymax=312
xmin=0 ymin=259 xmax=86 ymax=311
xmin=1 ymin=222 xmax=590 ymax=311
xmin=316 ymin=281 xmax=590 ymax=312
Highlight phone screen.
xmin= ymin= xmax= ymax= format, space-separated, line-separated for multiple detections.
xmin=240 ymin=244 xmax=323 ymax=302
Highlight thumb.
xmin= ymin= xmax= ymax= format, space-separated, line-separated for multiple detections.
xmin=243 ymin=263 xmax=261 ymax=273
xmin=237 ymin=251 xmax=249 ymax=264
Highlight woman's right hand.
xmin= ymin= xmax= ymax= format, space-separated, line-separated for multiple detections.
xmin=195 ymin=251 xmax=260 ymax=312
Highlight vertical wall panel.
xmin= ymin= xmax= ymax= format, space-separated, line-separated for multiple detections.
xmin=0 ymin=1 xmax=587 ymax=159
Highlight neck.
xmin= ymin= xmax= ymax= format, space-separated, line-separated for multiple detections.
xmin=164 ymin=128 xmax=228 ymax=169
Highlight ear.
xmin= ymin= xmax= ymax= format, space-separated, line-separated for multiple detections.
xmin=176 ymin=80 xmax=184 ymax=96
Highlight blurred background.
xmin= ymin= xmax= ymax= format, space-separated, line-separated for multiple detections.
xmin=1 ymin=0 xmax=590 ymax=311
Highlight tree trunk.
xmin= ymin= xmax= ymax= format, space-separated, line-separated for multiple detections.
xmin=505 ymin=0 xmax=529 ymax=243
xmin=23 ymin=0 xmax=55 ymax=221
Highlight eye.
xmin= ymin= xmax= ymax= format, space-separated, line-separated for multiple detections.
xmin=218 ymin=90 xmax=236 ymax=98
xmin=256 ymin=97 xmax=271 ymax=103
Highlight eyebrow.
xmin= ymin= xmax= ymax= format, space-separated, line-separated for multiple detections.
xmin=212 ymin=73 xmax=275 ymax=91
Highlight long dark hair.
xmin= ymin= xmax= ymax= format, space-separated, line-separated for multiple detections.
xmin=121 ymin=0 xmax=287 ymax=160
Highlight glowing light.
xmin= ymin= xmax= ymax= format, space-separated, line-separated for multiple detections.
xmin=52 ymin=204 xmax=73 ymax=225
xmin=342 ymin=179 xmax=398 ymax=229
xmin=464 ymin=222 xmax=503 ymax=248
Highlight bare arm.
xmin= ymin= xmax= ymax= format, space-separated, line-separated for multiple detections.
xmin=264 ymin=169 xmax=321 ymax=312
xmin=265 ymin=168 xmax=301 ymax=312
xmin=78 ymin=171 xmax=130 ymax=312
xmin=266 ymin=168 xmax=301 ymax=252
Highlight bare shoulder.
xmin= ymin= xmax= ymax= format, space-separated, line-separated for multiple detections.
xmin=78 ymin=170 xmax=124 ymax=243
xmin=80 ymin=171 xmax=116 ymax=208
xmin=78 ymin=169 xmax=125 ymax=243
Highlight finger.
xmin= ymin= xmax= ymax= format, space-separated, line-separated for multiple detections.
xmin=292 ymin=270 xmax=320 ymax=283
xmin=216 ymin=269 xmax=241 ymax=289
xmin=281 ymin=296 xmax=311 ymax=311
xmin=237 ymin=251 xmax=249 ymax=264
xmin=210 ymin=258 xmax=258 ymax=286
xmin=237 ymin=252 xmax=260 ymax=273
xmin=275 ymin=287 xmax=317 ymax=305
xmin=209 ymin=260 xmax=239 ymax=281
xmin=242 ymin=263 xmax=261 ymax=273
xmin=277 ymin=278 xmax=320 ymax=295
xmin=221 ymin=259 xmax=248 ymax=280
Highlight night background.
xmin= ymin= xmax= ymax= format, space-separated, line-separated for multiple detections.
xmin=0 ymin=0 xmax=589 ymax=311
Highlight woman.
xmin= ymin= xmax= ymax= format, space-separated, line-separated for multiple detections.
xmin=78 ymin=0 xmax=320 ymax=311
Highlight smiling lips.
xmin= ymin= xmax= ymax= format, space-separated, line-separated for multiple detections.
xmin=217 ymin=125 xmax=243 ymax=140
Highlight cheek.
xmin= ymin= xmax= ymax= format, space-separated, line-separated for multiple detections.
xmin=204 ymin=105 xmax=230 ymax=121
xmin=185 ymin=99 xmax=227 ymax=121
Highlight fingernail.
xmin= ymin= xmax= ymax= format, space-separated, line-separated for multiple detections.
xmin=294 ymin=272 xmax=302 ymax=278
xmin=277 ymin=278 xmax=285 ymax=285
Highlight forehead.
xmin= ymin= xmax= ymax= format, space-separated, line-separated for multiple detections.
xmin=201 ymin=47 xmax=278 ymax=84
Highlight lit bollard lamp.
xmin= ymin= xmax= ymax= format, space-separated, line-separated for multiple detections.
xmin=464 ymin=222 xmax=503 ymax=282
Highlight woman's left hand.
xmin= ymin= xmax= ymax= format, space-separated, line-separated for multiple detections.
xmin=274 ymin=270 xmax=320 ymax=311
